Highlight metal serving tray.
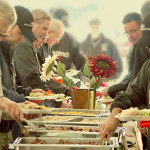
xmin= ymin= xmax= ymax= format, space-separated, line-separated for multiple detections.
xmin=29 ymin=115 xmax=80 ymax=126
xmin=22 ymin=108 xmax=54 ymax=114
xmin=13 ymin=137 xmax=122 ymax=150
xmin=27 ymin=124 xmax=126 ymax=136
xmin=29 ymin=116 xmax=107 ymax=126
xmin=50 ymin=108 xmax=109 ymax=117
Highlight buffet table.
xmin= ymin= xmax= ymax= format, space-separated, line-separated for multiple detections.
xmin=11 ymin=110 xmax=141 ymax=150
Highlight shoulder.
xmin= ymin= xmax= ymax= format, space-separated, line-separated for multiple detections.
xmin=14 ymin=40 xmax=33 ymax=54
xmin=63 ymin=32 xmax=77 ymax=42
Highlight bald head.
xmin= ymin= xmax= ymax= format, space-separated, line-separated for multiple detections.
xmin=47 ymin=19 xmax=65 ymax=46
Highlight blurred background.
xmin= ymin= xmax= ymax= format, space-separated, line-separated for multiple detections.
xmin=9 ymin=0 xmax=148 ymax=79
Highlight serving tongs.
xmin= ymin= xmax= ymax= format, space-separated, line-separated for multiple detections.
xmin=16 ymin=118 xmax=38 ymax=137
xmin=118 ymin=129 xmax=128 ymax=150
xmin=16 ymin=119 xmax=30 ymax=137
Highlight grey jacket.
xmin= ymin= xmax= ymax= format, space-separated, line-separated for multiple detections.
xmin=13 ymin=39 xmax=71 ymax=96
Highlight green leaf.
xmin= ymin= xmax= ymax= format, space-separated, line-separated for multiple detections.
xmin=83 ymin=60 xmax=93 ymax=78
xmin=90 ymin=76 xmax=103 ymax=90
xmin=46 ymin=61 xmax=55 ymax=76
xmin=56 ymin=61 xmax=66 ymax=76
xmin=62 ymin=75 xmax=74 ymax=89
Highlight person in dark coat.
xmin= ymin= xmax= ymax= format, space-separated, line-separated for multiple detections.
xmin=102 ymin=12 xmax=142 ymax=98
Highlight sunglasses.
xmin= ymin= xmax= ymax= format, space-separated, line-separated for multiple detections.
xmin=0 ymin=32 xmax=9 ymax=38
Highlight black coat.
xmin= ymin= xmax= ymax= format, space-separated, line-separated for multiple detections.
xmin=108 ymin=31 xmax=150 ymax=98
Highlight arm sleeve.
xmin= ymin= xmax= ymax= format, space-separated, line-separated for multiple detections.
xmin=108 ymin=78 xmax=130 ymax=98
xmin=130 ymin=46 xmax=150 ymax=80
xmin=16 ymin=85 xmax=32 ymax=97
xmin=110 ymin=60 xmax=149 ymax=110
xmin=3 ymin=86 xmax=25 ymax=103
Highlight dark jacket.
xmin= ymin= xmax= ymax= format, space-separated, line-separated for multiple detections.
xmin=0 ymin=41 xmax=32 ymax=96
xmin=50 ymin=32 xmax=86 ymax=70
xmin=0 ymin=41 xmax=25 ymax=133
xmin=13 ymin=39 xmax=71 ymax=96
xmin=108 ymin=31 xmax=150 ymax=98
xmin=111 ymin=58 xmax=150 ymax=110
xmin=80 ymin=34 xmax=123 ymax=79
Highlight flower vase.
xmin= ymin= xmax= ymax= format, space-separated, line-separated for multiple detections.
xmin=71 ymin=89 xmax=96 ymax=109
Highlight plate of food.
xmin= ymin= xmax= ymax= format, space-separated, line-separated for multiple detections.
xmin=98 ymin=96 xmax=114 ymax=103
xmin=55 ymin=96 xmax=71 ymax=102
xmin=25 ymin=93 xmax=65 ymax=101
xmin=17 ymin=101 xmax=53 ymax=114
xmin=65 ymin=69 xmax=80 ymax=77
xmin=115 ymin=107 xmax=150 ymax=121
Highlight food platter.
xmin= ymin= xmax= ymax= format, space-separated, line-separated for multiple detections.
xmin=98 ymin=98 xmax=114 ymax=103
xmin=115 ymin=115 xmax=150 ymax=121
xmin=29 ymin=115 xmax=80 ymax=125
xmin=25 ymin=95 xmax=70 ymax=102
xmin=13 ymin=137 xmax=121 ymax=149
xmin=97 ymin=96 xmax=114 ymax=103
xmin=27 ymin=124 xmax=126 ymax=136
xmin=28 ymin=116 xmax=106 ymax=126
xmin=28 ymin=125 xmax=101 ymax=135
xmin=54 ymin=96 xmax=71 ymax=102
xmin=22 ymin=108 xmax=54 ymax=114
xmin=25 ymin=95 xmax=61 ymax=101
xmin=50 ymin=108 xmax=108 ymax=117
xmin=65 ymin=69 xmax=80 ymax=77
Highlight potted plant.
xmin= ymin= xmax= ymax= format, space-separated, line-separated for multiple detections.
xmin=40 ymin=54 xmax=117 ymax=109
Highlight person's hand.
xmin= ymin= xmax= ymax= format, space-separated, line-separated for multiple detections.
xmin=100 ymin=108 xmax=122 ymax=142
xmin=102 ymin=87 xmax=109 ymax=97
xmin=100 ymin=115 xmax=120 ymax=142
xmin=137 ymin=121 xmax=147 ymax=137
xmin=0 ymin=97 xmax=24 ymax=121
xmin=140 ymin=127 xmax=147 ymax=137
xmin=59 ymin=102 xmax=72 ymax=108
xmin=31 ymin=89 xmax=47 ymax=94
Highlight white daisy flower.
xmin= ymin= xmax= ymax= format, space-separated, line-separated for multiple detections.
xmin=40 ymin=55 xmax=58 ymax=82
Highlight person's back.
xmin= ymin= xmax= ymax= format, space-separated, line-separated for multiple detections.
xmin=51 ymin=31 xmax=86 ymax=70
xmin=50 ymin=8 xmax=86 ymax=70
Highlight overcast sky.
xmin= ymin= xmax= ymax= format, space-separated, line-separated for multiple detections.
xmin=9 ymin=0 xmax=148 ymax=42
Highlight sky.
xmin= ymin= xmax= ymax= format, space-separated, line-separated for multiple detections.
xmin=9 ymin=0 xmax=148 ymax=42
